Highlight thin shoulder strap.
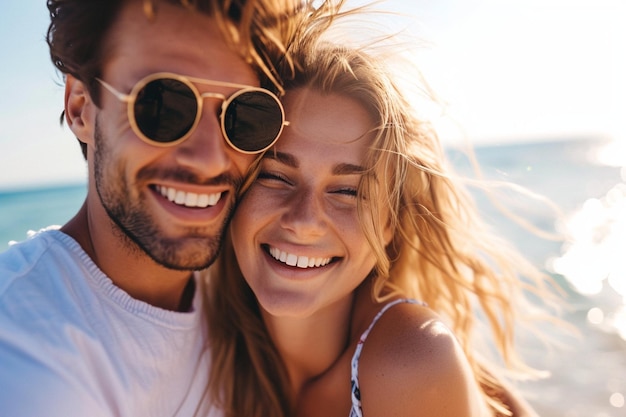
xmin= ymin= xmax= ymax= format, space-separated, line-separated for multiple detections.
xmin=349 ymin=299 xmax=426 ymax=417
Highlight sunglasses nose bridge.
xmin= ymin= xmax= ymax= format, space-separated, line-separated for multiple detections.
xmin=197 ymin=91 xmax=228 ymax=122
xmin=199 ymin=91 xmax=226 ymax=102
xmin=194 ymin=90 xmax=229 ymax=132
xmin=185 ymin=92 xmax=230 ymax=148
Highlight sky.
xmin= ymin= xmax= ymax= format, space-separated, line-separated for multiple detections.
xmin=0 ymin=0 xmax=624 ymax=190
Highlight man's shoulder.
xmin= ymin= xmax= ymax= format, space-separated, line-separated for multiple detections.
xmin=1 ymin=227 xmax=66 ymax=262
xmin=0 ymin=227 xmax=91 ymax=335
xmin=0 ymin=230 xmax=105 ymax=416
xmin=0 ymin=228 xmax=78 ymax=294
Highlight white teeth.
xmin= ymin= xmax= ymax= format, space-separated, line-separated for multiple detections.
xmin=269 ymin=247 xmax=332 ymax=269
xmin=156 ymin=186 xmax=221 ymax=208
xmin=174 ymin=190 xmax=186 ymax=205
xmin=197 ymin=194 xmax=209 ymax=207
xmin=286 ymin=253 xmax=298 ymax=266
xmin=168 ymin=188 xmax=176 ymax=201
xmin=185 ymin=192 xmax=198 ymax=206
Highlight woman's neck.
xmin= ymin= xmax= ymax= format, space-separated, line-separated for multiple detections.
xmin=261 ymin=294 xmax=355 ymax=399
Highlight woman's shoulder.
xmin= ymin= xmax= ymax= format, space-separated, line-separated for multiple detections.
xmin=358 ymin=300 xmax=461 ymax=378
xmin=357 ymin=300 xmax=490 ymax=417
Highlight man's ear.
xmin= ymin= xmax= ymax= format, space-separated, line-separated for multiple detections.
xmin=64 ymin=74 xmax=96 ymax=146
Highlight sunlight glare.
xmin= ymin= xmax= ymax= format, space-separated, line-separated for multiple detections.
xmin=594 ymin=138 xmax=626 ymax=168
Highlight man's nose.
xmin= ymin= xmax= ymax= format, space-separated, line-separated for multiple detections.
xmin=172 ymin=98 xmax=232 ymax=177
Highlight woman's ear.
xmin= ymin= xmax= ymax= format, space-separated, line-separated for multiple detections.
xmin=64 ymin=74 xmax=96 ymax=146
xmin=383 ymin=220 xmax=394 ymax=247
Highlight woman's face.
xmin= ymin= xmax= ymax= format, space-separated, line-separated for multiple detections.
xmin=230 ymin=87 xmax=390 ymax=319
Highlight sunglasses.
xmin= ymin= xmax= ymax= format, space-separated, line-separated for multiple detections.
xmin=96 ymin=72 xmax=288 ymax=154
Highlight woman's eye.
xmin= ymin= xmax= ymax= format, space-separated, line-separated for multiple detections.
xmin=332 ymin=187 xmax=358 ymax=198
xmin=257 ymin=171 xmax=291 ymax=185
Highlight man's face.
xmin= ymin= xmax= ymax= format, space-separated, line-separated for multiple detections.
xmin=86 ymin=2 xmax=258 ymax=270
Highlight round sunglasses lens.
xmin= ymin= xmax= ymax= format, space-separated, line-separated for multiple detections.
xmin=223 ymin=91 xmax=283 ymax=152
xmin=134 ymin=78 xmax=197 ymax=143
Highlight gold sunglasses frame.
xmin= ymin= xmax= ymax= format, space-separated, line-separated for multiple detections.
xmin=96 ymin=72 xmax=288 ymax=154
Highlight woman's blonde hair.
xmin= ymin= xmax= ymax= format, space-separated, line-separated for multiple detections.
xmin=206 ymin=9 xmax=560 ymax=417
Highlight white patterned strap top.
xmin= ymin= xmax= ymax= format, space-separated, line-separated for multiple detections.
xmin=349 ymin=298 xmax=426 ymax=417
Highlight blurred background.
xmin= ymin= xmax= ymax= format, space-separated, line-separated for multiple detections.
xmin=1 ymin=1 xmax=625 ymax=416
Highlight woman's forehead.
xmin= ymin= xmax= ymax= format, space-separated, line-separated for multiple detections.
xmin=282 ymin=87 xmax=377 ymax=147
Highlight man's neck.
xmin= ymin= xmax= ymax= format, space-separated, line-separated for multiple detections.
xmin=61 ymin=200 xmax=194 ymax=311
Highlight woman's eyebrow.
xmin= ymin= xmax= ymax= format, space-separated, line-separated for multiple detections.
xmin=261 ymin=151 xmax=298 ymax=168
xmin=262 ymin=151 xmax=365 ymax=175
xmin=333 ymin=163 xmax=367 ymax=176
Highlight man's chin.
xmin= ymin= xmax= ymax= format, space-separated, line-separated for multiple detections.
xmin=143 ymin=236 xmax=223 ymax=271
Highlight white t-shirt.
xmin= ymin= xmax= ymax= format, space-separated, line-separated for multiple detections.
xmin=0 ymin=228 xmax=221 ymax=417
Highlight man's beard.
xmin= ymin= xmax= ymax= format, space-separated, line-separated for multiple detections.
xmin=92 ymin=119 xmax=238 ymax=270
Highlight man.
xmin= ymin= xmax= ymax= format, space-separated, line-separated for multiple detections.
xmin=0 ymin=0 xmax=334 ymax=415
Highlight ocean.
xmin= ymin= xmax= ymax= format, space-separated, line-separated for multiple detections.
xmin=1 ymin=138 xmax=625 ymax=416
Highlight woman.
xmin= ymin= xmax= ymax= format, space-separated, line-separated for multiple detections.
xmin=205 ymin=39 xmax=554 ymax=417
